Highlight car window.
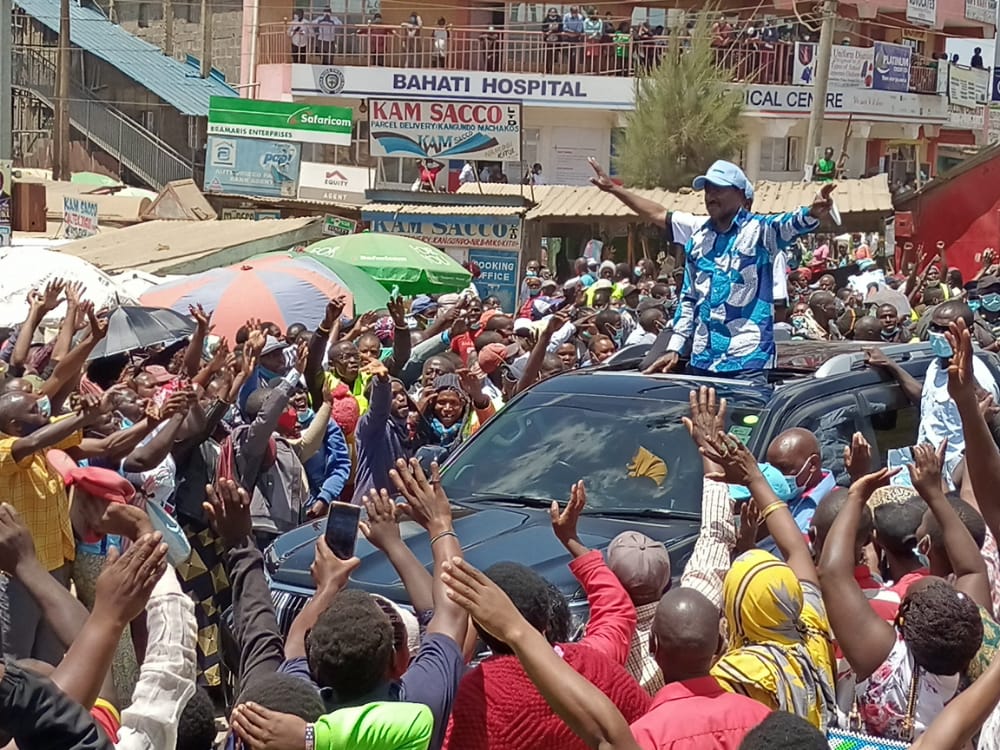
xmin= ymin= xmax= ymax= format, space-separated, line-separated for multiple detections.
xmin=442 ymin=390 xmax=767 ymax=516
xmin=785 ymin=394 xmax=861 ymax=486
xmin=857 ymin=384 xmax=920 ymax=466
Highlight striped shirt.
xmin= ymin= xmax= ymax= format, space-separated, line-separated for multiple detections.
xmin=667 ymin=207 xmax=819 ymax=372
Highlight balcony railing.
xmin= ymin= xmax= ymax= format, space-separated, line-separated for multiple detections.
xmin=261 ymin=22 xmax=939 ymax=95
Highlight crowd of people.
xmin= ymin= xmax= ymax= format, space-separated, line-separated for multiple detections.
xmin=3 ymin=155 xmax=1000 ymax=750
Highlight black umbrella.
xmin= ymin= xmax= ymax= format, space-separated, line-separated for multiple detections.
xmin=87 ymin=305 xmax=195 ymax=360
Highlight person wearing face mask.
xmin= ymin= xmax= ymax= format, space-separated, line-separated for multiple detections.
xmin=518 ymin=276 xmax=544 ymax=319
xmin=978 ymin=275 xmax=1000 ymax=340
xmin=878 ymin=303 xmax=910 ymax=343
xmin=762 ymin=427 xmax=837 ymax=556
xmin=867 ymin=300 xmax=999 ymax=483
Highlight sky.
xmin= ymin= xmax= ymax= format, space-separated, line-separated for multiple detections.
xmin=947 ymin=36 xmax=997 ymax=65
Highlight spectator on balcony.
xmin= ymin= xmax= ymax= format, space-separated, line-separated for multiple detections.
xmin=542 ymin=7 xmax=563 ymax=73
xmin=523 ymin=163 xmax=544 ymax=185
xmin=416 ymin=159 xmax=444 ymax=192
xmin=613 ymin=21 xmax=631 ymax=76
xmin=359 ymin=13 xmax=392 ymax=66
xmin=951 ymin=53 xmax=960 ymax=64
xmin=402 ymin=12 xmax=423 ymax=67
xmin=480 ymin=26 xmax=500 ymax=71
xmin=603 ymin=11 xmax=615 ymax=35
xmin=711 ymin=16 xmax=734 ymax=47
xmin=583 ymin=10 xmax=604 ymax=73
xmin=432 ymin=17 xmax=452 ymax=69
xmin=289 ymin=9 xmax=310 ymax=64
xmin=563 ymin=6 xmax=585 ymax=73
xmin=634 ymin=21 xmax=654 ymax=71
xmin=459 ymin=161 xmax=477 ymax=185
xmin=314 ymin=8 xmax=342 ymax=65
xmin=972 ymin=47 xmax=986 ymax=69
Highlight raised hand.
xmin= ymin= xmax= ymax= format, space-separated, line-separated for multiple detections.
xmin=908 ymin=441 xmax=947 ymax=500
xmin=810 ymin=183 xmax=836 ymax=220
xmin=947 ymin=319 xmax=976 ymax=404
xmin=390 ymin=458 xmax=452 ymax=536
xmin=37 ymin=278 xmax=66 ymax=313
xmin=360 ymin=358 xmax=389 ymax=380
xmin=550 ymin=481 xmax=586 ymax=556
xmin=231 ymin=702 xmax=307 ymax=750
xmin=208 ymin=337 xmax=230 ymax=373
xmin=643 ymin=351 xmax=679 ymax=375
xmin=843 ymin=431 xmax=873 ymax=483
xmin=442 ymin=556 xmax=526 ymax=644
xmin=188 ymin=304 xmax=213 ymax=330
xmin=356 ymin=310 xmax=379 ymax=333
xmin=64 ymin=281 xmax=86 ymax=307
xmin=324 ymin=295 xmax=347 ymax=329
xmin=588 ymin=157 xmax=615 ymax=192
xmin=202 ymin=479 xmax=252 ymax=547
xmin=359 ymin=488 xmax=402 ymax=551
xmin=245 ymin=329 xmax=266 ymax=358
xmin=77 ymin=394 xmax=107 ymax=426
xmin=701 ymin=431 xmax=760 ymax=486
xmin=0 ymin=503 xmax=37 ymax=575
xmin=864 ymin=346 xmax=892 ymax=370
xmin=847 ymin=466 xmax=899 ymax=505
xmin=387 ymin=296 xmax=406 ymax=328
xmin=86 ymin=305 xmax=108 ymax=341
xmin=681 ymin=386 xmax=728 ymax=450
xmin=295 ymin=341 xmax=308 ymax=373
xmin=456 ymin=367 xmax=484 ymax=402
xmin=311 ymin=535 xmax=360 ymax=594
xmin=93 ymin=503 xmax=154 ymax=542
xmin=93 ymin=533 xmax=168 ymax=627
xmin=734 ymin=501 xmax=762 ymax=555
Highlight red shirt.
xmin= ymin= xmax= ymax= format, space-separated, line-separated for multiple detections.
xmin=443 ymin=550 xmax=645 ymax=749
xmin=450 ymin=331 xmax=477 ymax=365
xmin=630 ymin=676 xmax=771 ymax=749
xmin=856 ymin=565 xmax=902 ymax=622
xmin=887 ymin=568 xmax=929 ymax=601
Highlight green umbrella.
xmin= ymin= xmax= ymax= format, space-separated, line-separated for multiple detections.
xmin=252 ymin=251 xmax=391 ymax=313
xmin=304 ymin=232 xmax=471 ymax=297
xmin=71 ymin=171 xmax=123 ymax=187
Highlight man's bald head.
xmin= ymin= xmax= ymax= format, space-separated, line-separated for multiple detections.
xmin=0 ymin=392 xmax=47 ymax=437
xmin=651 ymin=588 xmax=721 ymax=681
xmin=766 ymin=427 xmax=822 ymax=491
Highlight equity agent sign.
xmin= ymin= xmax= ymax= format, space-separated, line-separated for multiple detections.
xmin=208 ymin=96 xmax=353 ymax=146
xmin=367 ymin=98 xmax=521 ymax=161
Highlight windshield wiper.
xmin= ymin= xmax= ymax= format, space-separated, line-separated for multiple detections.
xmin=582 ymin=507 xmax=701 ymax=521
xmin=461 ymin=493 xmax=557 ymax=508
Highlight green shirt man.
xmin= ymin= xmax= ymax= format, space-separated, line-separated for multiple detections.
xmin=814 ymin=147 xmax=836 ymax=182
xmin=313 ymin=702 xmax=433 ymax=750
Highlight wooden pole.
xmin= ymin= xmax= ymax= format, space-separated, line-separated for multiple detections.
xmin=54 ymin=0 xmax=71 ymax=180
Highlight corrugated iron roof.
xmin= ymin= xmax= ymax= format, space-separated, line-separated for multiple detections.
xmin=457 ymin=175 xmax=893 ymax=221
xmin=57 ymin=217 xmax=322 ymax=273
xmin=15 ymin=0 xmax=237 ymax=115
xmin=362 ymin=203 xmax=527 ymax=217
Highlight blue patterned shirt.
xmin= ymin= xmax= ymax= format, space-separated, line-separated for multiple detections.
xmin=667 ymin=207 xmax=819 ymax=372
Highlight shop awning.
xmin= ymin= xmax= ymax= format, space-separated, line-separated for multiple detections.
xmin=457 ymin=175 xmax=893 ymax=223
xmin=56 ymin=217 xmax=325 ymax=275
xmin=362 ymin=203 xmax=527 ymax=217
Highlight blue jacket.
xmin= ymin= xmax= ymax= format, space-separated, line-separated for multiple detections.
xmin=303 ymin=419 xmax=351 ymax=506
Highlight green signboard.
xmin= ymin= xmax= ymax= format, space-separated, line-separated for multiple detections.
xmin=323 ymin=215 xmax=357 ymax=236
xmin=208 ymin=97 xmax=353 ymax=146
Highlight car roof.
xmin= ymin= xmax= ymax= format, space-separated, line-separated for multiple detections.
xmin=535 ymin=341 xmax=941 ymax=408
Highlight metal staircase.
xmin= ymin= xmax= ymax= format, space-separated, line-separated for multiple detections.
xmin=12 ymin=47 xmax=194 ymax=190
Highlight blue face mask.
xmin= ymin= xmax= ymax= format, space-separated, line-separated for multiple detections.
xmin=634 ymin=266 xmax=644 ymax=278
xmin=258 ymin=365 xmax=281 ymax=381
xmin=970 ymin=299 xmax=983 ymax=312
xmin=528 ymin=288 xmax=541 ymax=298
xmin=36 ymin=395 xmax=51 ymax=419
xmin=297 ymin=407 xmax=315 ymax=427
xmin=525 ymin=270 xmax=537 ymax=278
xmin=929 ymin=331 xmax=953 ymax=359
xmin=983 ymin=293 xmax=1000 ymax=312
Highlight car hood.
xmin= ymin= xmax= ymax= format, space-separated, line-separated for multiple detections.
xmin=266 ymin=502 xmax=700 ymax=604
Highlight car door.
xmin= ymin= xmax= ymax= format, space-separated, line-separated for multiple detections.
xmin=779 ymin=391 xmax=864 ymax=486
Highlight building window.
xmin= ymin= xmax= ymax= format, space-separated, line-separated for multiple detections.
xmin=504 ymin=127 xmax=539 ymax=182
xmin=759 ymin=136 xmax=802 ymax=173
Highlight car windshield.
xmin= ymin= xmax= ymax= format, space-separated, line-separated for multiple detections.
xmin=441 ymin=389 xmax=768 ymax=516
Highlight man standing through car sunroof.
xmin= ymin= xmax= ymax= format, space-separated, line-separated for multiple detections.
xmin=589 ymin=157 xmax=833 ymax=381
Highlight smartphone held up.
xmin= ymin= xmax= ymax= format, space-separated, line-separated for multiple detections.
xmin=325 ymin=501 xmax=361 ymax=560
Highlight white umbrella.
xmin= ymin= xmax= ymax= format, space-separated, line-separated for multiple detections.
xmin=0 ymin=248 xmax=137 ymax=327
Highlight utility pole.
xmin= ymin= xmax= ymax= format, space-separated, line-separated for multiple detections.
xmin=54 ymin=0 xmax=71 ymax=180
xmin=802 ymin=0 xmax=838 ymax=182
xmin=199 ymin=0 xmax=212 ymax=77
xmin=163 ymin=0 xmax=173 ymax=56
xmin=0 ymin=0 xmax=12 ymax=163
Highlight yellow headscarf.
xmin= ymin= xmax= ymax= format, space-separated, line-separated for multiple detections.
xmin=711 ymin=550 xmax=837 ymax=730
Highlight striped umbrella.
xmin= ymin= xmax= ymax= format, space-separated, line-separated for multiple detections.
xmin=139 ymin=254 xmax=369 ymax=340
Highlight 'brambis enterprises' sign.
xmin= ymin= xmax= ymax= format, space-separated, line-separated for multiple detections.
xmin=208 ymin=96 xmax=353 ymax=146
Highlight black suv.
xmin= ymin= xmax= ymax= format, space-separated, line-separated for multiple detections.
xmin=257 ymin=341 xmax=1000 ymax=636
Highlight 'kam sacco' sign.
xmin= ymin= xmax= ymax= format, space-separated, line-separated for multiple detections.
xmin=363 ymin=213 xmax=522 ymax=251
